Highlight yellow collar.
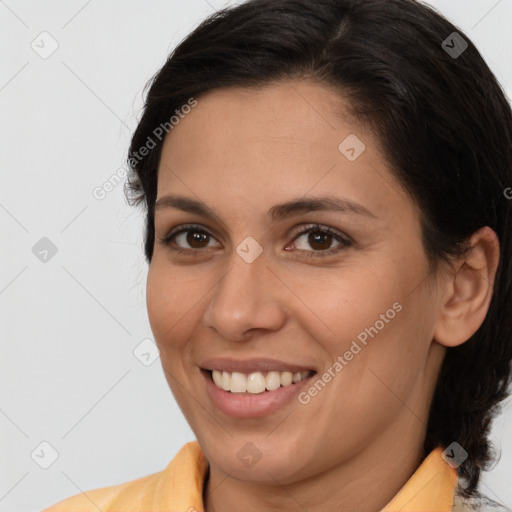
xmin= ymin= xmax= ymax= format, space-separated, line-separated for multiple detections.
xmin=167 ymin=442 xmax=458 ymax=512
xmin=43 ymin=441 xmax=458 ymax=511
xmin=382 ymin=446 xmax=459 ymax=511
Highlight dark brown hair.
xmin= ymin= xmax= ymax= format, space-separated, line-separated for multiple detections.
xmin=125 ymin=0 xmax=512 ymax=498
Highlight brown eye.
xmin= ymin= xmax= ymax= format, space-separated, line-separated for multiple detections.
xmin=183 ymin=230 xmax=210 ymax=249
xmin=306 ymin=231 xmax=334 ymax=251
xmin=288 ymin=224 xmax=352 ymax=258
xmin=160 ymin=224 xmax=221 ymax=252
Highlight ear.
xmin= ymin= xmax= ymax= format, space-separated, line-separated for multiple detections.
xmin=433 ymin=226 xmax=500 ymax=348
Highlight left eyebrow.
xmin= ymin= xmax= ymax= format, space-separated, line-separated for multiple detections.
xmin=268 ymin=195 xmax=377 ymax=222
xmin=154 ymin=193 xmax=377 ymax=222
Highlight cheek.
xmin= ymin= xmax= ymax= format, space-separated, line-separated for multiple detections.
xmin=306 ymin=256 xmax=431 ymax=384
xmin=146 ymin=262 xmax=214 ymax=356
xmin=329 ymin=290 xmax=433 ymax=411
xmin=283 ymin=261 xmax=402 ymax=346
xmin=146 ymin=264 xmax=189 ymax=350
xmin=146 ymin=266 xmax=169 ymax=339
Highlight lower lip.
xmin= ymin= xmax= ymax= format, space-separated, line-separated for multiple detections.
xmin=201 ymin=369 xmax=316 ymax=419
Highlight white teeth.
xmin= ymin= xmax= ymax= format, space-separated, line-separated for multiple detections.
xmin=212 ymin=370 xmax=223 ymax=388
xmin=265 ymin=371 xmax=281 ymax=391
xmin=221 ymin=371 xmax=230 ymax=391
xmin=247 ymin=372 xmax=266 ymax=393
xmin=281 ymin=371 xmax=293 ymax=386
xmin=211 ymin=369 xmax=312 ymax=394
xmin=229 ymin=372 xmax=247 ymax=393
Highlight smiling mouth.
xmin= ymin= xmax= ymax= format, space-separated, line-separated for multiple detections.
xmin=203 ymin=369 xmax=316 ymax=394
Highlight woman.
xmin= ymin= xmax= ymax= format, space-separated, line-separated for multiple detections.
xmin=43 ymin=0 xmax=512 ymax=510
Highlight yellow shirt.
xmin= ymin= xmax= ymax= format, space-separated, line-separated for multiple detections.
xmin=42 ymin=442 xmax=460 ymax=512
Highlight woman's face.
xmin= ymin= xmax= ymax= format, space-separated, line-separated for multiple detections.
xmin=146 ymin=80 xmax=447 ymax=483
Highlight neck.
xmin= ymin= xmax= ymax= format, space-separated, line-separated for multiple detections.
xmin=203 ymin=416 xmax=428 ymax=512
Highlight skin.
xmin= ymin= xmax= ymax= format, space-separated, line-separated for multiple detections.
xmin=146 ymin=80 xmax=500 ymax=512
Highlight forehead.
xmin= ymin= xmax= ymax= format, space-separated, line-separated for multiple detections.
xmin=162 ymin=81 xmax=357 ymax=160
xmin=156 ymin=80 xmax=415 ymax=224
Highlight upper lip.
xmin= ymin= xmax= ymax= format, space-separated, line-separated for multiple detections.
xmin=200 ymin=357 xmax=318 ymax=374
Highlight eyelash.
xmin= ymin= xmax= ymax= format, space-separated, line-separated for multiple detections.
xmin=158 ymin=223 xmax=352 ymax=259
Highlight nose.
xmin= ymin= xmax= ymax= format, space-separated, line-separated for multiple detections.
xmin=202 ymin=244 xmax=287 ymax=342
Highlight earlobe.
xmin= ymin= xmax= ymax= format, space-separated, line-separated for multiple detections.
xmin=433 ymin=226 xmax=500 ymax=348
